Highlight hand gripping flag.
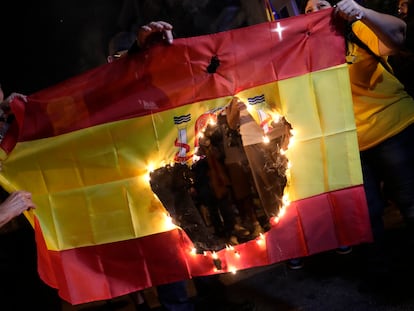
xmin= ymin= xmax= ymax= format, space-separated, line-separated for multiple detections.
xmin=0 ymin=9 xmax=372 ymax=305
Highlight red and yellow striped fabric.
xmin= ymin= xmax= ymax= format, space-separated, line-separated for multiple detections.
xmin=0 ymin=9 xmax=372 ymax=305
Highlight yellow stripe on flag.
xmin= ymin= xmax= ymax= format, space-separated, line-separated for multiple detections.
xmin=1 ymin=64 xmax=361 ymax=251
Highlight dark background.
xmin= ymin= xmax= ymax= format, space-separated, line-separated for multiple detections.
xmin=0 ymin=0 xmax=397 ymax=96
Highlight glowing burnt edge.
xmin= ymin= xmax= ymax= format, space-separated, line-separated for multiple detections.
xmin=144 ymin=107 xmax=294 ymax=274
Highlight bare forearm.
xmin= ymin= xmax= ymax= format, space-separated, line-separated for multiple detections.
xmin=359 ymin=7 xmax=406 ymax=50
xmin=335 ymin=0 xmax=407 ymax=51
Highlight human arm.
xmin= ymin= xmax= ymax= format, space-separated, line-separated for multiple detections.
xmin=0 ymin=191 xmax=35 ymax=228
xmin=335 ymin=0 xmax=406 ymax=55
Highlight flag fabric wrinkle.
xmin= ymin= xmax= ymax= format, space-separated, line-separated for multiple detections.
xmin=0 ymin=9 xmax=372 ymax=305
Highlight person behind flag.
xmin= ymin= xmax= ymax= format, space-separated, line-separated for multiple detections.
xmin=0 ymin=84 xmax=62 ymax=310
xmin=388 ymin=0 xmax=414 ymax=98
xmin=397 ymin=0 xmax=411 ymax=20
xmin=303 ymin=0 xmax=414 ymax=272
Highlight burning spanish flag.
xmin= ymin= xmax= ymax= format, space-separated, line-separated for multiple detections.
xmin=0 ymin=9 xmax=371 ymax=305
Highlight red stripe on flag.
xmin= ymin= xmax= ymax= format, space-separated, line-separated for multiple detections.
xmin=11 ymin=9 xmax=344 ymax=145
xmin=37 ymin=185 xmax=371 ymax=305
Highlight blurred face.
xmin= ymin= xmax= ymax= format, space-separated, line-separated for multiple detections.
xmin=305 ymin=0 xmax=332 ymax=14
xmin=398 ymin=0 xmax=408 ymax=18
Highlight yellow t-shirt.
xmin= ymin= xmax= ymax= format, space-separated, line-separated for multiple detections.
xmin=348 ymin=21 xmax=414 ymax=151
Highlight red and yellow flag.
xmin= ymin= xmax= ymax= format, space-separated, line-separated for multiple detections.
xmin=0 ymin=9 xmax=371 ymax=305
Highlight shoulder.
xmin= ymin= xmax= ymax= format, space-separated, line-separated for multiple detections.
xmin=351 ymin=21 xmax=372 ymax=39
xmin=351 ymin=21 xmax=380 ymax=55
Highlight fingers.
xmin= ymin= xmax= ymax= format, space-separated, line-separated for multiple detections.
xmin=138 ymin=21 xmax=174 ymax=47
xmin=153 ymin=21 xmax=174 ymax=44
xmin=334 ymin=0 xmax=364 ymax=21
xmin=6 ymin=92 xmax=28 ymax=103
xmin=7 ymin=191 xmax=36 ymax=212
xmin=1 ymin=92 xmax=27 ymax=112
xmin=147 ymin=21 xmax=173 ymax=33
xmin=9 ymin=190 xmax=33 ymax=202
xmin=163 ymin=29 xmax=174 ymax=45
